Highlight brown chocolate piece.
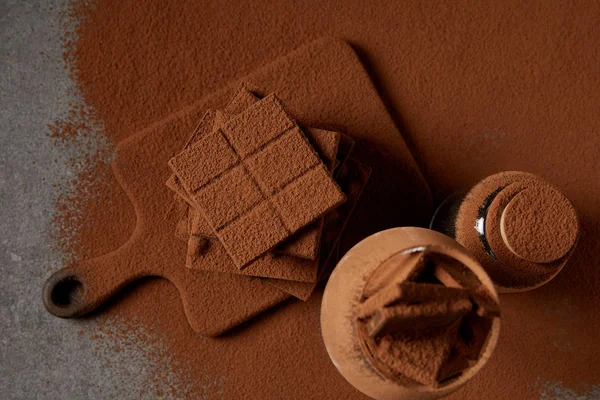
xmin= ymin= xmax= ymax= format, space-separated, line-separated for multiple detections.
xmin=334 ymin=131 xmax=355 ymax=177
xmin=365 ymin=298 xmax=472 ymax=337
xmin=174 ymin=213 xmax=189 ymax=242
xmin=363 ymin=251 xmax=428 ymax=298
xmin=186 ymin=157 xmax=369 ymax=290
xmin=436 ymin=348 xmax=474 ymax=383
xmin=181 ymin=91 xmax=329 ymax=282
xmin=434 ymin=259 xmax=500 ymax=318
xmin=188 ymin=208 xmax=214 ymax=237
xmin=223 ymin=83 xmax=259 ymax=115
xmin=212 ymin=91 xmax=341 ymax=260
xmin=265 ymin=157 xmax=371 ymax=299
xmin=374 ymin=322 xmax=460 ymax=386
xmin=179 ymin=86 xmax=351 ymax=262
xmin=455 ymin=312 xmax=493 ymax=361
xmin=174 ymin=87 xmax=341 ymax=261
xmin=170 ymin=94 xmax=345 ymax=268
xmin=164 ymin=109 xmax=218 ymax=209
xmin=356 ymin=282 xmax=470 ymax=319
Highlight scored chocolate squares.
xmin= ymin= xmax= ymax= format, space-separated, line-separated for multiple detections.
xmin=266 ymin=157 xmax=372 ymax=299
xmin=213 ymin=107 xmax=341 ymax=260
xmin=182 ymin=123 xmax=342 ymax=260
xmin=273 ymin=127 xmax=340 ymax=259
xmin=186 ymin=156 xmax=371 ymax=299
xmin=165 ymin=96 xmax=346 ymax=285
xmin=169 ymin=94 xmax=346 ymax=268
xmin=166 ymin=85 xmax=354 ymax=261
xmin=165 ymin=85 xmax=370 ymax=301
xmin=212 ymin=85 xmax=342 ymax=260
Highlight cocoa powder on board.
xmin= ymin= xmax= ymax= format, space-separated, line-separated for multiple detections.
xmin=51 ymin=0 xmax=600 ymax=399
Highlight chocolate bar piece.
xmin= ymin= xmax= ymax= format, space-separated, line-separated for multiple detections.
xmin=433 ymin=259 xmax=500 ymax=318
xmin=365 ymin=298 xmax=472 ymax=337
xmin=374 ymin=322 xmax=460 ymax=386
xmin=266 ymin=157 xmax=371 ymax=299
xmin=455 ymin=312 xmax=493 ymax=361
xmin=356 ymin=282 xmax=470 ymax=319
xmin=169 ymin=94 xmax=345 ymax=268
xmin=212 ymin=88 xmax=341 ymax=260
xmin=184 ymin=125 xmax=342 ymax=260
xmin=165 ymin=109 xmax=218 ymax=208
xmin=362 ymin=251 xmax=429 ymax=299
xmin=169 ymin=86 xmax=350 ymax=261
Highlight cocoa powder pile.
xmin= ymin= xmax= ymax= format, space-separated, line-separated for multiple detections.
xmin=51 ymin=0 xmax=600 ymax=398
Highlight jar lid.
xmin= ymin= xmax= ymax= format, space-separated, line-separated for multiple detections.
xmin=499 ymin=184 xmax=578 ymax=263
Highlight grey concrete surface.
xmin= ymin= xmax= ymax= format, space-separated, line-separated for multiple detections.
xmin=0 ymin=1 xmax=180 ymax=398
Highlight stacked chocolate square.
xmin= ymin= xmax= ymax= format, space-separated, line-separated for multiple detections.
xmin=165 ymin=84 xmax=371 ymax=300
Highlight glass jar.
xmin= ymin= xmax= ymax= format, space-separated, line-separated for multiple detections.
xmin=430 ymin=171 xmax=579 ymax=292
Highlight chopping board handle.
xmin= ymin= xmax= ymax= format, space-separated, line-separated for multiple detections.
xmin=42 ymin=241 xmax=144 ymax=318
xmin=42 ymin=267 xmax=91 ymax=318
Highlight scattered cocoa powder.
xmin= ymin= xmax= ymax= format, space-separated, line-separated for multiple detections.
xmin=51 ymin=34 xmax=429 ymax=398
xmin=51 ymin=0 xmax=600 ymax=398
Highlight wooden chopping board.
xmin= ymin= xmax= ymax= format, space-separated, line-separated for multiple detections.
xmin=43 ymin=38 xmax=432 ymax=337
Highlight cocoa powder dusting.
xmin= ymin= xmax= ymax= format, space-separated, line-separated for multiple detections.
xmin=51 ymin=0 xmax=600 ymax=398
